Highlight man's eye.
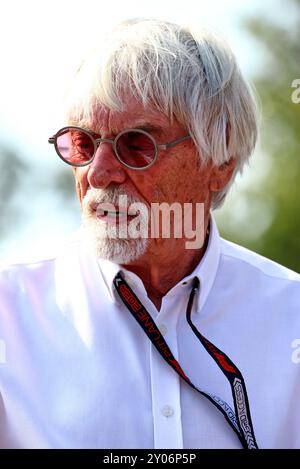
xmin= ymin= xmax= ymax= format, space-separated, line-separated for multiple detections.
xmin=73 ymin=137 xmax=92 ymax=150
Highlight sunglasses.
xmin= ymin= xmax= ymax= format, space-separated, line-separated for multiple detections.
xmin=48 ymin=126 xmax=191 ymax=170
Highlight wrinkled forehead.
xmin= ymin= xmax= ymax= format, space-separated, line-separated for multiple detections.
xmin=67 ymin=92 xmax=178 ymax=136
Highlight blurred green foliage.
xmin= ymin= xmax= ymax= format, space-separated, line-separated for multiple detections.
xmin=219 ymin=0 xmax=300 ymax=272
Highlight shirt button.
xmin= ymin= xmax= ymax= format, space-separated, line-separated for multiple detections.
xmin=161 ymin=405 xmax=174 ymax=417
xmin=158 ymin=324 xmax=167 ymax=336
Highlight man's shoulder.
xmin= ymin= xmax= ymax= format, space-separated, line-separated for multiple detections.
xmin=0 ymin=232 xmax=82 ymax=286
xmin=219 ymin=237 xmax=300 ymax=284
xmin=217 ymin=238 xmax=300 ymax=338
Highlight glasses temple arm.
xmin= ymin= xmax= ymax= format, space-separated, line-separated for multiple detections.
xmin=158 ymin=135 xmax=191 ymax=150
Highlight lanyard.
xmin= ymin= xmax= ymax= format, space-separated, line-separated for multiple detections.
xmin=114 ymin=272 xmax=258 ymax=449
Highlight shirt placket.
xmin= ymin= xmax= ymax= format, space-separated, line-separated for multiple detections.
xmin=150 ymin=296 xmax=183 ymax=449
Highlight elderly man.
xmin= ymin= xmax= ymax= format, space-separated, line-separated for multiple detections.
xmin=0 ymin=18 xmax=299 ymax=450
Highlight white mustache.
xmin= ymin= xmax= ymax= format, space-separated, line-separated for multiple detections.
xmin=82 ymin=186 xmax=145 ymax=209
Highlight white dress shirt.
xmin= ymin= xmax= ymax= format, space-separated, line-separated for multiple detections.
xmin=0 ymin=216 xmax=300 ymax=449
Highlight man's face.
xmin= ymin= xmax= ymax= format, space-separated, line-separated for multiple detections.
xmin=71 ymin=94 xmax=226 ymax=263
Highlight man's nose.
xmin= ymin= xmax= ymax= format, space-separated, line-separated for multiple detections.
xmin=87 ymin=142 xmax=127 ymax=189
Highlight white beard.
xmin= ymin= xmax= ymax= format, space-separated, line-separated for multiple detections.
xmin=80 ymin=187 xmax=149 ymax=264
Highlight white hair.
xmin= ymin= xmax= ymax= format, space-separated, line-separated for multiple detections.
xmin=66 ymin=18 xmax=258 ymax=208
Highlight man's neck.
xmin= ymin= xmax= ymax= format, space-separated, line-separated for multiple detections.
xmin=122 ymin=225 xmax=210 ymax=311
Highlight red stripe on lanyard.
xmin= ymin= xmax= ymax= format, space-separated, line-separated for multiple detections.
xmin=114 ymin=273 xmax=258 ymax=449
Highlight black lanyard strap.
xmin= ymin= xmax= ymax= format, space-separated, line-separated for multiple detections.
xmin=114 ymin=272 xmax=258 ymax=449
xmin=186 ymin=277 xmax=258 ymax=449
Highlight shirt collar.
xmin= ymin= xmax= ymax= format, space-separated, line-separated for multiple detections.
xmin=191 ymin=214 xmax=221 ymax=311
xmin=97 ymin=214 xmax=221 ymax=312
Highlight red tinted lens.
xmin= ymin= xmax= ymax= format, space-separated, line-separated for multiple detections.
xmin=116 ymin=131 xmax=156 ymax=168
xmin=56 ymin=129 xmax=94 ymax=165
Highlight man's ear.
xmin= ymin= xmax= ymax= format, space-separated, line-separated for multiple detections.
xmin=208 ymin=158 xmax=236 ymax=193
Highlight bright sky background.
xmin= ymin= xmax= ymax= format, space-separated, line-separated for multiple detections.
xmin=0 ymin=0 xmax=289 ymax=259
